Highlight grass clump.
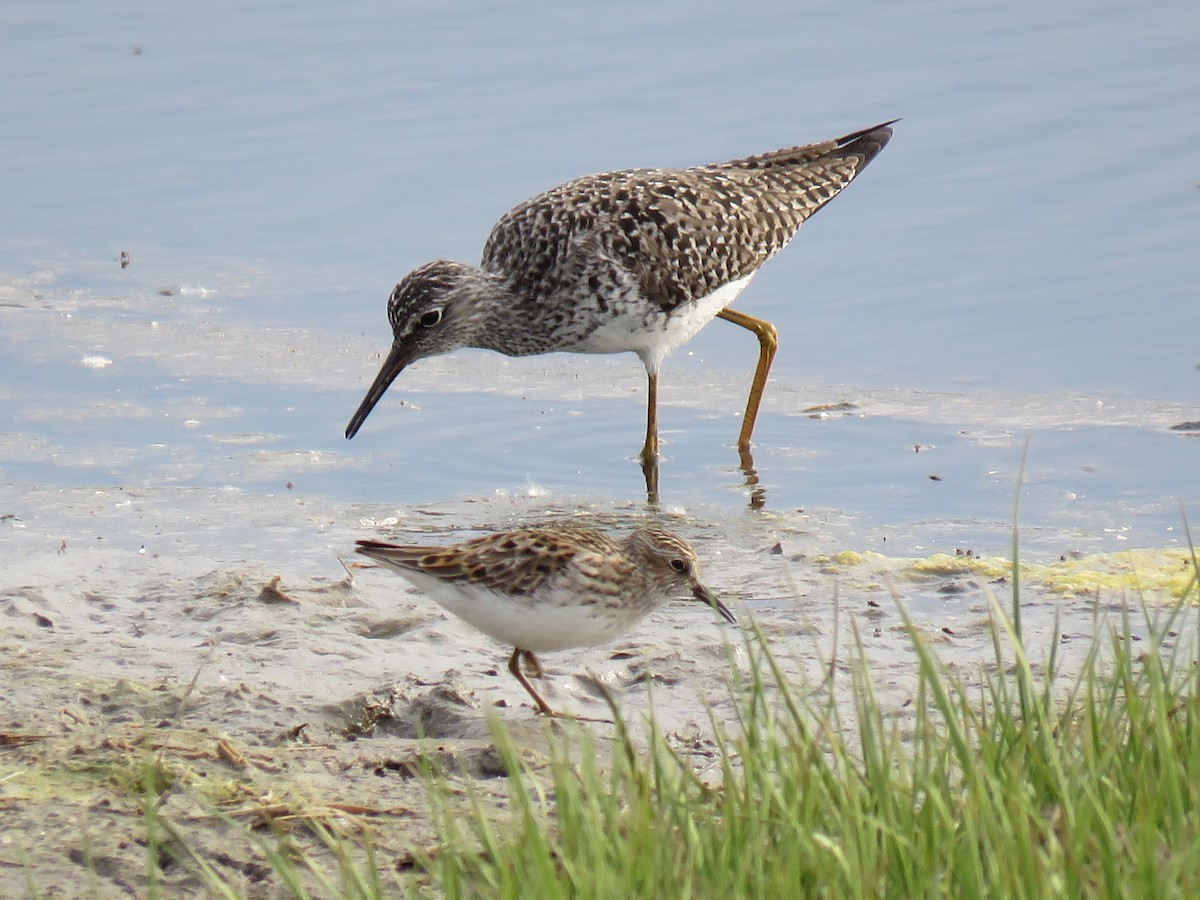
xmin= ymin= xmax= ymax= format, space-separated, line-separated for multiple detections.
xmin=425 ymin=573 xmax=1200 ymax=896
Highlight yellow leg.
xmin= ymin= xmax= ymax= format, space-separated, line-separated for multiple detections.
xmin=639 ymin=372 xmax=661 ymax=504
xmin=717 ymin=308 xmax=778 ymax=451
xmin=639 ymin=371 xmax=659 ymax=462
xmin=641 ymin=454 xmax=660 ymax=506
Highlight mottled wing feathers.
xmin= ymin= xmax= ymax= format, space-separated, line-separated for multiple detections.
xmin=481 ymin=122 xmax=893 ymax=314
xmin=356 ymin=527 xmax=625 ymax=596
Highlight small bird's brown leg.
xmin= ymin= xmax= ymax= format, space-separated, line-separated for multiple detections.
xmin=506 ymin=648 xmax=613 ymax=723
xmin=508 ymin=648 xmax=558 ymax=717
xmin=717 ymin=308 xmax=778 ymax=451
xmin=521 ymin=649 xmax=545 ymax=679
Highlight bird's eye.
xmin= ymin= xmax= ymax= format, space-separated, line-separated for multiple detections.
xmin=419 ymin=308 xmax=443 ymax=328
xmin=670 ymin=558 xmax=688 ymax=573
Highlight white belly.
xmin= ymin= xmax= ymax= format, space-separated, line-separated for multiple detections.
xmin=390 ymin=569 xmax=650 ymax=652
xmin=575 ymin=274 xmax=755 ymax=372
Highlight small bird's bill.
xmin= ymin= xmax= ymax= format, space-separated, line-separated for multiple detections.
xmin=694 ymin=583 xmax=736 ymax=625
xmin=345 ymin=343 xmax=412 ymax=439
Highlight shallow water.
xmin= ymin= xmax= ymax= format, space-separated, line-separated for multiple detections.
xmin=4 ymin=0 xmax=1197 ymax=533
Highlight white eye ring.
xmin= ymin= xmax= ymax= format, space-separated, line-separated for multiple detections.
xmin=670 ymin=558 xmax=687 ymax=573
xmin=419 ymin=308 xmax=443 ymax=328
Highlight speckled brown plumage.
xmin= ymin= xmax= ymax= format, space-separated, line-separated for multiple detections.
xmin=359 ymin=526 xmax=631 ymax=598
xmin=483 ymin=126 xmax=890 ymax=321
xmin=346 ymin=122 xmax=895 ymax=465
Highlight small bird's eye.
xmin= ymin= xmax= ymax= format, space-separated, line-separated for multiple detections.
xmin=670 ymin=558 xmax=687 ymax=573
xmin=419 ymin=308 xmax=443 ymax=328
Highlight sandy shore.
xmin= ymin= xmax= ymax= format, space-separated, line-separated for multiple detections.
xmin=3 ymin=479 xmax=1192 ymax=894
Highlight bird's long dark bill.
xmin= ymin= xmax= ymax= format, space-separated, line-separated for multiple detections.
xmin=694 ymin=584 xmax=736 ymax=625
xmin=345 ymin=343 xmax=410 ymax=439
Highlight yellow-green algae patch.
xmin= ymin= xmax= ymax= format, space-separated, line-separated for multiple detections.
xmin=1031 ymin=549 xmax=1199 ymax=599
xmin=817 ymin=548 xmax=1199 ymax=602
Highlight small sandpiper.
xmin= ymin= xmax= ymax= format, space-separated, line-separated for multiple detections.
xmin=355 ymin=525 xmax=734 ymax=719
xmin=345 ymin=122 xmax=894 ymax=477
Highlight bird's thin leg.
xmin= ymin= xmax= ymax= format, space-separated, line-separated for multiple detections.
xmin=639 ymin=371 xmax=661 ymax=503
xmin=717 ymin=308 xmax=778 ymax=451
xmin=639 ymin=371 xmax=659 ymax=462
xmin=506 ymin=648 xmax=613 ymax=723
xmin=641 ymin=455 xmax=660 ymax=506
xmin=508 ymin=648 xmax=558 ymax=717
xmin=521 ymin=649 xmax=545 ymax=679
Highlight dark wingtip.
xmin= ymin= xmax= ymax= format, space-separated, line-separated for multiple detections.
xmin=838 ymin=119 xmax=898 ymax=160
xmin=845 ymin=118 xmax=900 ymax=140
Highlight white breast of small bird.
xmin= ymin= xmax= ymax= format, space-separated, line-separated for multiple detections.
xmin=394 ymin=570 xmax=656 ymax=653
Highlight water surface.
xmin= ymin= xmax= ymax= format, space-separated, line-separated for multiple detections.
xmin=3 ymin=0 xmax=1198 ymax=555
